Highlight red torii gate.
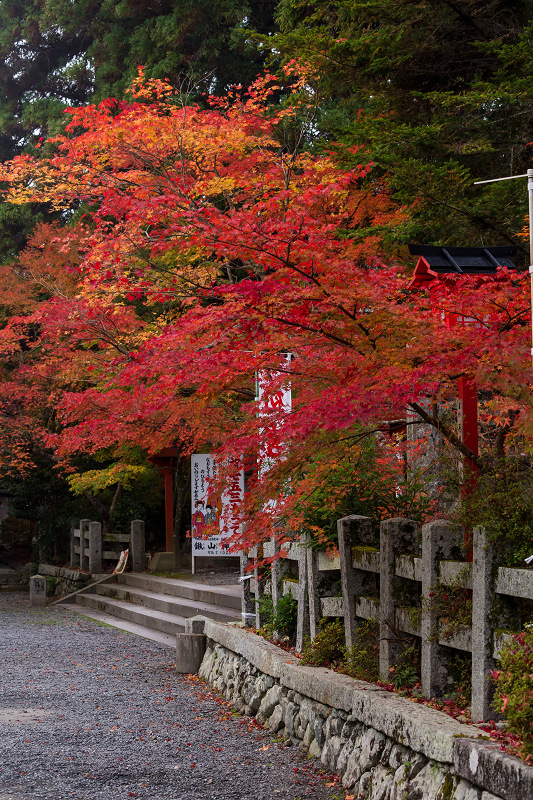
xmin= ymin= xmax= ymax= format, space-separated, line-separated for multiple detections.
xmin=408 ymin=244 xmax=518 ymax=492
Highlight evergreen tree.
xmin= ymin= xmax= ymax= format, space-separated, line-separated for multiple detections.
xmin=269 ymin=0 xmax=533 ymax=253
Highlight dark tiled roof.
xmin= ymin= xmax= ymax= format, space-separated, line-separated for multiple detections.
xmin=408 ymin=244 xmax=517 ymax=275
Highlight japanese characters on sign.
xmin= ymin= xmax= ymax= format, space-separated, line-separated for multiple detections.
xmin=191 ymin=453 xmax=244 ymax=559
xmin=257 ymin=354 xmax=292 ymax=475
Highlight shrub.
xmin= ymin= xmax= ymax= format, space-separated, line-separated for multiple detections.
xmin=274 ymin=593 xmax=298 ymax=641
xmin=301 ymin=619 xmax=345 ymax=667
xmin=493 ymin=626 xmax=533 ymax=761
xmin=258 ymin=592 xmax=298 ymax=644
xmin=342 ymin=620 xmax=380 ymax=683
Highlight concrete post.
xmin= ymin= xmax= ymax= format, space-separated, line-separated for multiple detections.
xmin=270 ymin=536 xmax=281 ymax=642
xmin=130 ymin=519 xmax=145 ymax=572
xmin=379 ymin=518 xmax=418 ymax=682
xmin=240 ymin=552 xmax=255 ymax=627
xmin=88 ymin=521 xmax=103 ymax=575
xmin=79 ymin=519 xmax=90 ymax=571
xmin=270 ymin=535 xmax=280 ymax=611
xmin=421 ymin=520 xmax=456 ymax=698
xmin=295 ymin=543 xmax=310 ymax=653
xmin=252 ymin=546 xmax=264 ymax=629
xmin=338 ymin=515 xmax=373 ymax=649
xmin=471 ymin=526 xmax=495 ymax=722
xmin=29 ymin=575 xmax=46 ymax=607
xmin=306 ymin=539 xmax=321 ymax=642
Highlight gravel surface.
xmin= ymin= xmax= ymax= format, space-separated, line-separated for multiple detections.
xmin=0 ymin=593 xmax=339 ymax=800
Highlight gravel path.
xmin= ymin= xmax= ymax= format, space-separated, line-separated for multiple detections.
xmin=0 ymin=594 xmax=339 ymax=800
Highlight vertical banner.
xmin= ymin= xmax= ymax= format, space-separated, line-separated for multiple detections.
xmin=191 ymin=453 xmax=244 ymax=573
xmin=257 ymin=353 xmax=292 ymax=476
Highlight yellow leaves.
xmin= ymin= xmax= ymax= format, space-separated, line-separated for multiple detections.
xmin=202 ymin=175 xmax=237 ymax=195
xmin=67 ymin=463 xmax=152 ymax=495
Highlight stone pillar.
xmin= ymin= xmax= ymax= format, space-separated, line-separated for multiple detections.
xmin=379 ymin=518 xmax=418 ymax=682
xmin=29 ymin=575 xmax=46 ymax=607
xmin=306 ymin=540 xmax=321 ymax=642
xmin=240 ymin=552 xmax=255 ymax=627
xmin=130 ymin=519 xmax=145 ymax=572
xmin=251 ymin=546 xmax=265 ymax=629
xmin=338 ymin=515 xmax=373 ymax=649
xmin=295 ymin=543 xmax=310 ymax=653
xmin=88 ymin=521 xmax=103 ymax=575
xmin=270 ymin=535 xmax=280 ymax=611
xmin=421 ymin=520 xmax=456 ymax=698
xmin=471 ymin=526 xmax=495 ymax=722
xmin=70 ymin=527 xmax=78 ymax=568
xmin=79 ymin=519 xmax=90 ymax=571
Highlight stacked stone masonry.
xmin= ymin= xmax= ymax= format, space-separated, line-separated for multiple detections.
xmin=196 ymin=621 xmax=533 ymax=800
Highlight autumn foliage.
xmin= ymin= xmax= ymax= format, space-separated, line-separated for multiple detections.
xmin=0 ymin=69 xmax=531 ymax=548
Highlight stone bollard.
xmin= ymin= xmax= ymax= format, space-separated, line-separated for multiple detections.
xmin=338 ymin=515 xmax=373 ymax=649
xmin=29 ymin=575 xmax=46 ymax=607
xmin=79 ymin=518 xmax=91 ymax=571
xmin=421 ymin=520 xmax=456 ymax=698
xmin=130 ymin=519 xmax=145 ymax=572
xmin=176 ymin=632 xmax=207 ymax=673
xmin=379 ymin=518 xmax=418 ymax=682
xmin=471 ymin=526 xmax=496 ymax=722
xmin=88 ymin=521 xmax=102 ymax=574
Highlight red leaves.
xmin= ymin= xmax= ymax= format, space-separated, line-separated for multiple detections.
xmin=0 ymin=69 xmax=530 ymax=544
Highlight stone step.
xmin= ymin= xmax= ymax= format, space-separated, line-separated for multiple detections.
xmin=74 ymin=593 xmax=188 ymax=636
xmin=61 ymin=603 xmax=175 ymax=647
xmin=95 ymin=582 xmax=240 ymax=623
xmin=118 ymin=573 xmax=241 ymax=610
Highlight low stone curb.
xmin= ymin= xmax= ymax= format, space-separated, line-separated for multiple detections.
xmin=198 ymin=619 xmax=533 ymax=800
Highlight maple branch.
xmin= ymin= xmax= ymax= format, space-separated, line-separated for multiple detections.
xmin=408 ymin=401 xmax=483 ymax=470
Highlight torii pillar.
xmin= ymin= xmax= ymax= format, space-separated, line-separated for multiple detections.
xmin=148 ymin=447 xmax=178 ymax=554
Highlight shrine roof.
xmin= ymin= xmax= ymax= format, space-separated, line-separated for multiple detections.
xmin=408 ymin=244 xmax=518 ymax=286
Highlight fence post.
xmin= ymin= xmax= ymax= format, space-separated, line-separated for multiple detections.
xmin=130 ymin=519 xmax=145 ymax=572
xmin=379 ymin=518 xmax=418 ymax=682
xmin=70 ymin=526 xmax=77 ymax=568
xmin=80 ymin=519 xmax=90 ymax=571
xmin=471 ymin=525 xmax=496 ymax=722
xmin=88 ymin=521 xmax=102 ymax=575
xmin=306 ymin=543 xmax=321 ymax=642
xmin=251 ymin=545 xmax=265 ymax=629
xmin=421 ymin=520 xmax=456 ymax=698
xmin=240 ymin=552 xmax=255 ymax=627
xmin=270 ymin=535 xmax=280 ymax=610
xmin=338 ymin=515 xmax=373 ymax=649
xmin=295 ymin=542 xmax=310 ymax=652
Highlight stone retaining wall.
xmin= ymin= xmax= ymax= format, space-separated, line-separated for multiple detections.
xmin=196 ymin=620 xmax=533 ymax=800
xmin=38 ymin=564 xmax=93 ymax=598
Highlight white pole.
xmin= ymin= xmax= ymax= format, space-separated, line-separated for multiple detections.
xmin=527 ymin=169 xmax=533 ymax=359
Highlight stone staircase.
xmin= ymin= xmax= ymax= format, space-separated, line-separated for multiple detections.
xmin=58 ymin=573 xmax=242 ymax=648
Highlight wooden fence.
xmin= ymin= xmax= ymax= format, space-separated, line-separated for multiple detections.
xmin=242 ymin=515 xmax=533 ymax=722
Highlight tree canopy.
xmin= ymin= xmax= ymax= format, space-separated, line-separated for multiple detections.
xmin=0 ymin=71 xmax=530 ymax=549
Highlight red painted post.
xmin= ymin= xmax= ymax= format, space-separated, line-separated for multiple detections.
xmin=164 ymin=469 xmax=174 ymax=553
